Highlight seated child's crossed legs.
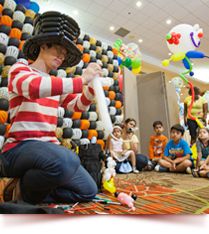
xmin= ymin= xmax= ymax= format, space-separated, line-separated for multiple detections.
xmin=159 ymin=158 xmax=192 ymax=172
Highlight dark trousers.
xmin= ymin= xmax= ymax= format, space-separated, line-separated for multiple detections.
xmin=136 ymin=154 xmax=148 ymax=171
xmin=187 ymin=118 xmax=198 ymax=143
xmin=0 ymin=141 xmax=97 ymax=204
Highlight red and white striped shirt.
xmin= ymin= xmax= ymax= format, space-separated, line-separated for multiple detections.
xmin=2 ymin=62 xmax=94 ymax=152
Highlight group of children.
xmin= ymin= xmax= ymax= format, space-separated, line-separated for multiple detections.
xmin=108 ymin=120 xmax=209 ymax=179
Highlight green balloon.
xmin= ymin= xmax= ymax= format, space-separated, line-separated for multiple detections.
xmin=124 ymin=57 xmax=132 ymax=67
xmin=132 ymin=58 xmax=141 ymax=69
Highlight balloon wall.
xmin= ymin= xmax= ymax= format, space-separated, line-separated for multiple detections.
xmin=0 ymin=1 xmax=124 ymax=151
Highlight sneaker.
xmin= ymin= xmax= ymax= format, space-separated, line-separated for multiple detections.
xmin=132 ymin=167 xmax=139 ymax=174
xmin=154 ymin=164 xmax=168 ymax=172
xmin=186 ymin=167 xmax=192 ymax=174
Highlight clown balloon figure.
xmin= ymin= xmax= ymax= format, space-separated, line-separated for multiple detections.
xmin=162 ymin=24 xmax=209 ymax=128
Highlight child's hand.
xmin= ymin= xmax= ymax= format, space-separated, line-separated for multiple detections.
xmin=171 ymin=162 xmax=176 ymax=170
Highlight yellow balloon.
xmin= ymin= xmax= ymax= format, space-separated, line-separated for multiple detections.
xmin=132 ymin=67 xmax=141 ymax=74
xmin=90 ymin=37 xmax=96 ymax=45
xmin=162 ymin=59 xmax=170 ymax=66
xmin=171 ymin=52 xmax=186 ymax=62
xmin=196 ymin=118 xmax=204 ymax=129
xmin=103 ymin=178 xmax=116 ymax=194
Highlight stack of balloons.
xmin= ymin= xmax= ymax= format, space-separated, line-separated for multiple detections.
xmin=113 ymin=39 xmax=142 ymax=75
xmin=0 ymin=0 xmax=40 ymax=150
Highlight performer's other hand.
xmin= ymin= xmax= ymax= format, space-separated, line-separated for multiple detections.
xmin=82 ymin=63 xmax=102 ymax=85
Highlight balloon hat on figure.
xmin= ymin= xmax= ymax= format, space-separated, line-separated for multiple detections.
xmin=162 ymin=24 xmax=209 ymax=128
xmin=23 ymin=11 xmax=82 ymax=67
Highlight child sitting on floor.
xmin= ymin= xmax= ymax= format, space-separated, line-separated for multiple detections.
xmin=108 ymin=125 xmax=139 ymax=173
xmin=192 ymin=128 xmax=209 ymax=178
xmin=157 ymin=124 xmax=192 ymax=173
xmin=149 ymin=121 xmax=168 ymax=170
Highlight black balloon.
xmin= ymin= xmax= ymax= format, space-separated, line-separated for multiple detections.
xmin=82 ymin=130 xmax=88 ymax=138
xmin=24 ymin=16 xmax=33 ymax=25
xmin=81 ymin=111 xmax=89 ymax=120
xmin=2 ymin=8 xmax=13 ymax=18
xmin=72 ymin=120 xmax=81 ymax=128
xmin=89 ymin=121 xmax=96 ymax=129
xmin=62 ymin=127 xmax=73 ymax=138
xmin=12 ymin=20 xmax=23 ymax=30
xmin=89 ymin=103 xmax=96 ymax=112
xmin=0 ymin=44 xmax=7 ymax=54
xmin=97 ymin=130 xmax=104 ymax=139
xmin=8 ymin=37 xmax=20 ymax=47
xmin=0 ymin=98 xmax=9 ymax=111
xmin=57 ymin=117 xmax=63 ymax=127
xmin=76 ymin=38 xmax=83 ymax=45
xmin=15 ymin=4 xmax=26 ymax=13
xmin=1 ymin=78 xmax=8 ymax=87
xmin=4 ymin=56 xmax=17 ymax=66
xmin=0 ymin=123 xmax=6 ymax=136
xmin=64 ymin=110 xmax=73 ymax=118
xmin=0 ymin=25 xmax=11 ymax=35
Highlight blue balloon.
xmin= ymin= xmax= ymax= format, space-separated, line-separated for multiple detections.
xmin=117 ymin=57 xmax=122 ymax=66
xmin=29 ymin=1 xmax=40 ymax=13
xmin=182 ymin=58 xmax=190 ymax=69
xmin=16 ymin=0 xmax=30 ymax=8
xmin=186 ymin=51 xmax=205 ymax=59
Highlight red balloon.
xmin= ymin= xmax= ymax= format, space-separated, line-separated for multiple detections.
xmin=118 ymin=74 xmax=123 ymax=93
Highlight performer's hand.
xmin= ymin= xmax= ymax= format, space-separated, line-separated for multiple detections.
xmin=82 ymin=63 xmax=102 ymax=85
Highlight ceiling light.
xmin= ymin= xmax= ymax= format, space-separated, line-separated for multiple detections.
xmin=166 ymin=19 xmax=172 ymax=25
xmin=73 ymin=10 xmax=78 ymax=15
xmin=168 ymin=52 xmax=172 ymax=56
xmin=110 ymin=26 xmax=115 ymax=31
xmin=136 ymin=1 xmax=142 ymax=8
xmin=138 ymin=38 xmax=143 ymax=43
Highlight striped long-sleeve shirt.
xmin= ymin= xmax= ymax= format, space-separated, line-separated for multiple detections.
xmin=2 ymin=62 xmax=94 ymax=152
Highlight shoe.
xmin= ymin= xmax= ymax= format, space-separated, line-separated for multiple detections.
xmin=154 ymin=164 xmax=168 ymax=172
xmin=3 ymin=178 xmax=21 ymax=202
xmin=132 ymin=168 xmax=139 ymax=174
xmin=186 ymin=167 xmax=192 ymax=174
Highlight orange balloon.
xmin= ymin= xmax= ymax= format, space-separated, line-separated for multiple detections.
xmin=82 ymin=53 xmax=90 ymax=63
xmin=80 ymin=119 xmax=90 ymax=130
xmin=0 ymin=4 xmax=3 ymax=14
xmin=88 ymin=129 xmax=98 ymax=140
xmin=10 ymin=28 xmax=22 ymax=40
xmin=77 ymin=44 xmax=84 ymax=52
xmin=19 ymin=40 xmax=25 ymax=50
xmin=5 ymin=124 xmax=11 ymax=137
xmin=97 ymin=139 xmax=105 ymax=150
xmin=1 ymin=15 xmax=13 ymax=27
xmin=0 ymin=111 xmax=8 ymax=124
xmin=112 ymin=48 xmax=118 ymax=55
xmin=108 ymin=91 xmax=116 ymax=100
xmin=103 ymin=86 xmax=109 ymax=91
xmin=72 ymin=112 xmax=82 ymax=120
xmin=115 ymin=100 xmax=122 ymax=109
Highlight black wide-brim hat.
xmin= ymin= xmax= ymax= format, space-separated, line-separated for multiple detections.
xmin=23 ymin=11 xmax=82 ymax=67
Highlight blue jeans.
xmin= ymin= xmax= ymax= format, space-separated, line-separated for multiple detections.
xmin=136 ymin=154 xmax=148 ymax=171
xmin=0 ymin=141 xmax=97 ymax=204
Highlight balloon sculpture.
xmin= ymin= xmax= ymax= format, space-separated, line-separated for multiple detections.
xmin=113 ymin=39 xmax=142 ymax=75
xmin=162 ymin=24 xmax=208 ymax=128
xmin=102 ymin=157 xmax=117 ymax=194
xmin=115 ymin=192 xmax=137 ymax=211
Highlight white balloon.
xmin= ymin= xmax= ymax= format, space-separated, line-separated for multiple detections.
xmin=0 ymin=87 xmax=9 ymax=100
xmin=0 ymin=135 xmax=5 ymax=149
xmin=6 ymin=46 xmax=19 ymax=58
xmin=115 ymin=115 xmax=123 ymax=124
xmin=77 ymin=60 xmax=84 ymax=68
xmin=80 ymin=138 xmax=90 ymax=145
xmin=113 ymin=59 xmax=119 ymax=67
xmin=22 ymin=23 xmax=34 ymax=35
xmin=88 ymin=111 xmax=98 ymax=121
xmin=0 ymin=33 xmax=9 ymax=46
xmin=101 ymin=42 xmax=108 ymax=50
xmin=96 ymin=120 xmax=104 ymax=130
xmin=72 ymin=128 xmax=82 ymax=140
xmin=166 ymin=24 xmax=202 ymax=54
xmin=99 ymin=77 xmax=114 ymax=87
xmin=83 ymin=40 xmax=90 ymax=49
xmin=13 ymin=11 xmax=25 ymax=23
xmin=4 ymin=0 xmax=16 ymax=11
xmin=57 ymin=107 xmax=65 ymax=117
xmin=109 ymin=106 xmax=117 ymax=115
xmin=105 ymin=97 xmax=110 ymax=106
xmin=63 ymin=118 xmax=73 ymax=128
xmin=107 ymin=50 xmax=114 ymax=59
xmin=96 ymin=59 xmax=103 ymax=66
xmin=57 ymin=69 xmax=67 ymax=78
xmin=102 ymin=68 xmax=108 ymax=77
xmin=90 ymin=50 xmax=96 ymax=57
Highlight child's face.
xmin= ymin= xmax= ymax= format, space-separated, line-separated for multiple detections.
xmin=125 ymin=121 xmax=136 ymax=131
xmin=154 ymin=124 xmax=164 ymax=135
xmin=113 ymin=128 xmax=122 ymax=138
xmin=198 ymin=129 xmax=209 ymax=141
xmin=170 ymin=129 xmax=182 ymax=142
